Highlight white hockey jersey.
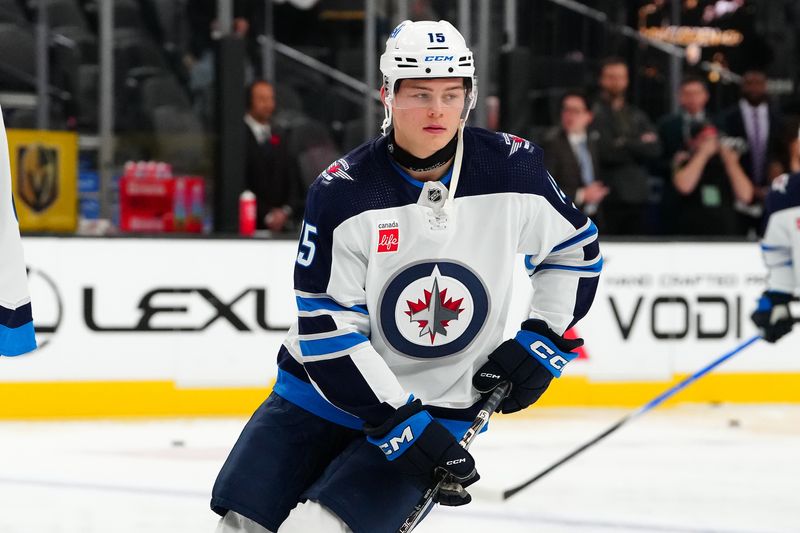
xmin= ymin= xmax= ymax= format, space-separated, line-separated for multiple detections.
xmin=272 ymin=128 xmax=601 ymax=432
xmin=0 ymin=107 xmax=36 ymax=356
xmin=760 ymin=172 xmax=800 ymax=296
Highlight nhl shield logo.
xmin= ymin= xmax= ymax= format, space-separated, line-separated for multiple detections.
xmin=17 ymin=144 xmax=59 ymax=213
xmin=378 ymin=261 xmax=489 ymax=359
xmin=427 ymin=188 xmax=443 ymax=204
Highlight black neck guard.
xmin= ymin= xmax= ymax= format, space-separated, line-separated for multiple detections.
xmin=387 ymin=130 xmax=458 ymax=173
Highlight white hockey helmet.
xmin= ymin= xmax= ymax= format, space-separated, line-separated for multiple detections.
xmin=379 ymin=20 xmax=477 ymax=134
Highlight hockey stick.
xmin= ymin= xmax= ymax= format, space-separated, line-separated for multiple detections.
xmin=502 ymin=334 xmax=763 ymax=500
xmin=398 ymin=381 xmax=511 ymax=533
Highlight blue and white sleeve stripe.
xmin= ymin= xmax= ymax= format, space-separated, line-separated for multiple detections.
xmin=533 ymin=256 xmax=603 ymax=274
xmin=522 ymin=212 xmax=601 ymax=334
xmin=298 ymin=330 xmax=371 ymax=358
xmin=287 ymin=289 xmax=406 ymax=426
xmin=0 ymin=302 xmax=36 ymax=356
xmin=550 ymin=220 xmax=598 ymax=253
xmin=526 ymin=220 xmax=602 ymax=278
xmin=295 ymin=293 xmax=368 ymax=316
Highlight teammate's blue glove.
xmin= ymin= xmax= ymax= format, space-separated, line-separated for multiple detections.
xmin=364 ymin=399 xmax=479 ymax=506
xmin=751 ymin=291 xmax=794 ymax=343
xmin=473 ymin=319 xmax=583 ymax=414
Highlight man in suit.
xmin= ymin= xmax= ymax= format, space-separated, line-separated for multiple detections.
xmin=592 ymin=57 xmax=661 ymax=235
xmin=716 ymin=69 xmax=784 ymax=235
xmin=244 ymin=80 xmax=303 ymax=232
xmin=543 ymin=90 xmax=608 ymax=225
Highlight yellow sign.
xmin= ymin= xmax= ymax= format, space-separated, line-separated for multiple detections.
xmin=9 ymin=129 xmax=78 ymax=233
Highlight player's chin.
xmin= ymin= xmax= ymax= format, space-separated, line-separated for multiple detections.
xmin=423 ymin=127 xmax=455 ymax=144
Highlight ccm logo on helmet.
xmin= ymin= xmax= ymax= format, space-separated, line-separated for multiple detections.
xmin=425 ymin=55 xmax=454 ymax=61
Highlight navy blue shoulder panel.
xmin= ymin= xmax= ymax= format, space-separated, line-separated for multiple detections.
xmin=765 ymin=172 xmax=800 ymax=217
xmin=304 ymin=135 xmax=418 ymax=233
xmin=295 ymin=136 xmax=418 ymax=294
xmin=457 ymin=127 xmax=586 ymax=229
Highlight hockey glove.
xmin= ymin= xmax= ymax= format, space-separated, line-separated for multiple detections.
xmin=751 ymin=291 xmax=794 ymax=343
xmin=473 ymin=319 xmax=583 ymax=414
xmin=364 ymin=399 xmax=479 ymax=506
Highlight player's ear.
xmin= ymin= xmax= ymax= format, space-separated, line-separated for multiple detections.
xmin=380 ymin=85 xmax=388 ymax=108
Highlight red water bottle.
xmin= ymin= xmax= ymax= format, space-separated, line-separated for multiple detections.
xmin=239 ymin=190 xmax=256 ymax=236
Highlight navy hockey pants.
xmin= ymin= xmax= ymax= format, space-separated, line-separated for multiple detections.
xmin=211 ymin=393 xmax=430 ymax=533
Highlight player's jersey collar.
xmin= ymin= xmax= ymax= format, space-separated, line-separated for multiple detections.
xmin=388 ymin=158 xmax=453 ymax=189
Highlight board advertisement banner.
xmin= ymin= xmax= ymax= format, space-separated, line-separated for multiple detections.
xmin=4 ymin=238 xmax=798 ymax=418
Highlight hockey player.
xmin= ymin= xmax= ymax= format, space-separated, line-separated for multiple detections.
xmin=751 ymin=127 xmax=800 ymax=342
xmin=212 ymin=20 xmax=601 ymax=533
xmin=0 ymin=106 xmax=36 ymax=357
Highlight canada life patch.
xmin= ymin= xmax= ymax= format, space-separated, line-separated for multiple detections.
xmin=378 ymin=221 xmax=399 ymax=253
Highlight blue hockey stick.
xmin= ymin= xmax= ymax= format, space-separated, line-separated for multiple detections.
xmin=502 ymin=334 xmax=763 ymax=500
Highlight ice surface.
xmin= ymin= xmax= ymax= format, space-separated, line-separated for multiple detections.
xmin=0 ymin=404 xmax=797 ymax=533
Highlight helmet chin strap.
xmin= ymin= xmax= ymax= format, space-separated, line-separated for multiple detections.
xmin=381 ymin=100 xmax=393 ymax=136
xmin=443 ymin=121 xmax=466 ymax=212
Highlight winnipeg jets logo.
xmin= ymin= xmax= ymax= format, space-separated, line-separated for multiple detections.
xmin=405 ymin=276 xmax=464 ymax=344
xmin=379 ymin=262 xmax=489 ymax=359
xmin=322 ymin=158 xmax=353 ymax=181
xmin=501 ymin=132 xmax=532 ymax=157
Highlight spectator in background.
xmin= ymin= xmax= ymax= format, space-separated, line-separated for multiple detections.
xmin=657 ymin=76 xmax=711 ymax=170
xmin=543 ymin=90 xmax=609 ymax=226
xmin=716 ymin=69 xmax=784 ymax=236
xmin=656 ymin=75 xmax=713 ymax=233
xmin=592 ymin=57 xmax=661 ymax=235
xmin=668 ymin=121 xmax=753 ymax=235
xmin=770 ymin=116 xmax=800 ymax=178
xmin=244 ymin=80 xmax=304 ymax=233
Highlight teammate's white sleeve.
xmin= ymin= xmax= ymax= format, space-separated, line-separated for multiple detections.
xmin=519 ymin=172 xmax=601 ymax=335
xmin=0 ymin=105 xmax=36 ymax=356
xmin=760 ymin=202 xmax=800 ymax=295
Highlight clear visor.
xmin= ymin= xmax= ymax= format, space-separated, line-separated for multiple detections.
xmin=391 ymin=87 xmax=468 ymax=110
